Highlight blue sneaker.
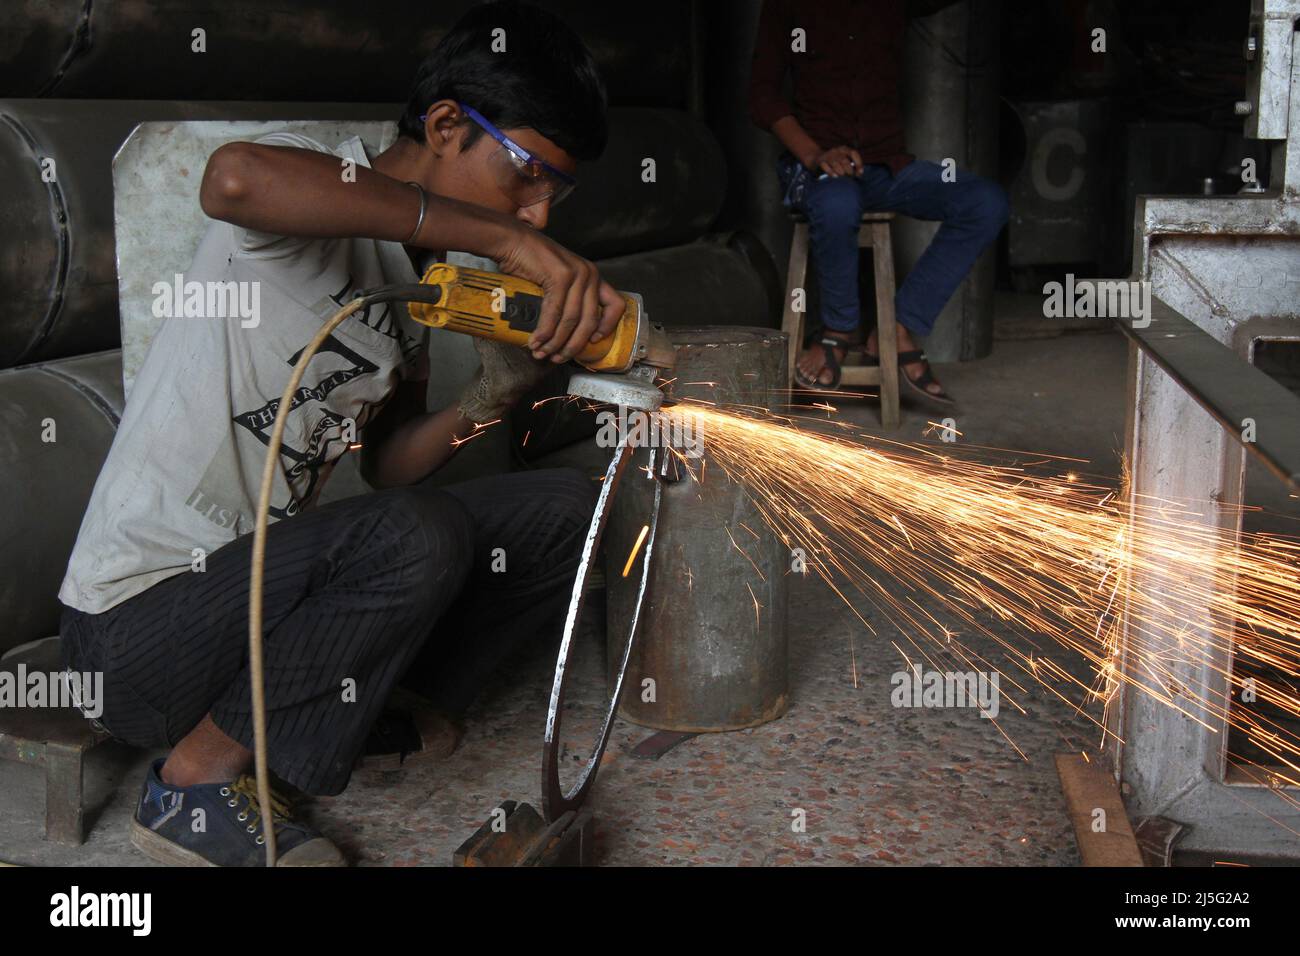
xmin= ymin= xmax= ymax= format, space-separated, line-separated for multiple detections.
xmin=130 ymin=759 xmax=344 ymax=867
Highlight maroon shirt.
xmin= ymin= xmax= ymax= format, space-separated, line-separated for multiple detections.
xmin=749 ymin=0 xmax=913 ymax=174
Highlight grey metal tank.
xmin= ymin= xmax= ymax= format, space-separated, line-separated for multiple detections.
xmin=605 ymin=326 xmax=790 ymax=731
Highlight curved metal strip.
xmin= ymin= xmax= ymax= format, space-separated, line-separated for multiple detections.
xmin=542 ymin=443 xmax=663 ymax=822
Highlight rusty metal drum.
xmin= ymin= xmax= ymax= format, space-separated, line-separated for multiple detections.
xmin=605 ymin=326 xmax=789 ymax=731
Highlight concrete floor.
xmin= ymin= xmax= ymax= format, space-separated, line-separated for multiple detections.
xmin=1 ymin=301 xmax=1134 ymax=866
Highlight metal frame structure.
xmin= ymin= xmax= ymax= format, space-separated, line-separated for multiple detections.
xmin=1107 ymin=0 xmax=1300 ymax=858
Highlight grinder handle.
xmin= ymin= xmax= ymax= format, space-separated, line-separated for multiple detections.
xmin=407 ymin=263 xmax=643 ymax=374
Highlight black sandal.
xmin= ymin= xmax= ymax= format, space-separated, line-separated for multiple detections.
xmin=894 ymin=349 xmax=956 ymax=406
xmin=794 ymin=330 xmax=860 ymax=393
xmin=357 ymin=707 xmax=464 ymax=770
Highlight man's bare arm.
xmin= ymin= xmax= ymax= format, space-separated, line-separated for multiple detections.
xmin=201 ymin=141 xmax=518 ymax=263
xmin=199 ymin=142 xmax=622 ymax=362
xmin=358 ymin=374 xmax=475 ymax=489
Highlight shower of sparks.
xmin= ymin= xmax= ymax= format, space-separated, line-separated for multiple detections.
xmin=654 ymin=400 xmax=1300 ymax=806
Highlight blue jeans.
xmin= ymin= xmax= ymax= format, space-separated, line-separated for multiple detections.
xmin=783 ymin=158 xmax=1010 ymax=337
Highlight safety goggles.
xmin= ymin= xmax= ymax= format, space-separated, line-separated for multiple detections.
xmin=421 ymin=103 xmax=577 ymax=208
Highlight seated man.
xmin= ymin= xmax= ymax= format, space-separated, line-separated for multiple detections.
xmin=57 ymin=0 xmax=622 ymax=866
xmin=749 ymin=0 xmax=1010 ymax=403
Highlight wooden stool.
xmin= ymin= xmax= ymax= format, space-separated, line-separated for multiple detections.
xmin=781 ymin=210 xmax=900 ymax=428
xmin=0 ymin=637 xmax=111 ymax=845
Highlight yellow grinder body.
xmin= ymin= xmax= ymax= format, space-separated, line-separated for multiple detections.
xmin=408 ymin=263 xmax=660 ymax=375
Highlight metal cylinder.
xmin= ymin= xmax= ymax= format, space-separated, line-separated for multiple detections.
xmin=605 ymin=327 xmax=789 ymax=732
xmin=0 ymin=351 xmax=124 ymax=654
xmin=898 ymin=0 xmax=1002 ymax=361
xmin=546 ymin=109 xmax=728 ymax=260
xmin=701 ymin=0 xmax=793 ymax=280
xmin=0 ymin=98 xmax=399 ymax=370
xmin=0 ymin=1 xmax=693 ymax=105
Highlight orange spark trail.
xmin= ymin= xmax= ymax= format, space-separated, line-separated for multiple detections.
xmin=657 ymin=401 xmax=1300 ymax=803
xmin=622 ymin=525 xmax=650 ymax=579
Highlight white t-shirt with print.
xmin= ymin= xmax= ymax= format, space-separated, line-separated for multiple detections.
xmin=59 ymin=132 xmax=428 ymax=614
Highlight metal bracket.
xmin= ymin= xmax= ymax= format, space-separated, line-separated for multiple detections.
xmin=453 ymin=801 xmax=595 ymax=867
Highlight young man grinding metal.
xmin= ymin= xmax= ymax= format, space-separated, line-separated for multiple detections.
xmin=57 ymin=1 xmax=619 ymax=866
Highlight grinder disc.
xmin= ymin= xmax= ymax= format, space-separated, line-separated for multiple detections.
xmin=567 ymin=370 xmax=664 ymax=411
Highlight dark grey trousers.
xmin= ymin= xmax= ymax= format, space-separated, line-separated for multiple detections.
xmin=59 ymin=468 xmax=596 ymax=795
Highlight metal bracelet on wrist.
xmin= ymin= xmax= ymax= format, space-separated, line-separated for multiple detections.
xmin=404 ymin=181 xmax=427 ymax=244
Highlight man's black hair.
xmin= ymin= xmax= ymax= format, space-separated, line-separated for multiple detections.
xmin=399 ymin=0 xmax=608 ymax=161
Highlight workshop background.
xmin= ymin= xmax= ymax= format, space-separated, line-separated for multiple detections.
xmin=2 ymin=0 xmax=1296 ymax=867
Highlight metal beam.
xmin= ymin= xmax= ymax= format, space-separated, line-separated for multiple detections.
xmin=1117 ymin=296 xmax=1300 ymax=494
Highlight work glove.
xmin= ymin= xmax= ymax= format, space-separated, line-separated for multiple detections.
xmin=457 ymin=338 xmax=552 ymax=425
